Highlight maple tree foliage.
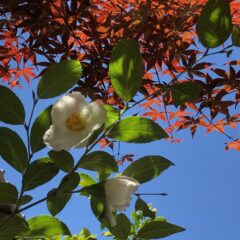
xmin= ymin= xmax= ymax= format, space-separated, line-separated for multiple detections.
xmin=1 ymin=0 xmax=240 ymax=153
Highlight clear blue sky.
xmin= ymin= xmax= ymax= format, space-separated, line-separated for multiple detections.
xmin=1 ymin=44 xmax=240 ymax=239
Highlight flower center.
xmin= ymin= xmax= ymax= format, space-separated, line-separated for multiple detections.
xmin=65 ymin=112 xmax=85 ymax=131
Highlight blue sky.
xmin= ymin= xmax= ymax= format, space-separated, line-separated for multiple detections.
xmin=1 ymin=43 xmax=240 ymax=239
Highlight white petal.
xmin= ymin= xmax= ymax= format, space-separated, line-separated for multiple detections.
xmin=43 ymin=125 xmax=90 ymax=151
xmin=52 ymin=92 xmax=87 ymax=126
xmin=104 ymin=176 xmax=139 ymax=220
xmin=105 ymin=204 xmax=116 ymax=227
xmin=87 ymin=101 xmax=107 ymax=130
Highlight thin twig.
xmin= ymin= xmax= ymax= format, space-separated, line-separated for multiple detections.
xmin=134 ymin=193 xmax=168 ymax=197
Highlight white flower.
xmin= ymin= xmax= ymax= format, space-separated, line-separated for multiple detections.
xmin=104 ymin=176 xmax=140 ymax=227
xmin=43 ymin=92 xmax=106 ymax=151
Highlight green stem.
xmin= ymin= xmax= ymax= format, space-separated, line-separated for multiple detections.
xmin=17 ymin=189 xmax=82 ymax=214
xmin=16 ymin=96 xmax=38 ymax=211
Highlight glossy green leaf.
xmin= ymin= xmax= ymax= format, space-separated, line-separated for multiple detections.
xmin=196 ymin=0 xmax=232 ymax=48
xmin=111 ymin=214 xmax=132 ymax=240
xmin=103 ymin=105 xmax=119 ymax=128
xmin=48 ymin=150 xmax=74 ymax=173
xmin=78 ymin=151 xmax=118 ymax=174
xmin=107 ymin=117 xmax=168 ymax=143
xmin=30 ymin=105 xmax=52 ymax=153
xmin=47 ymin=173 xmax=80 ymax=216
xmin=22 ymin=157 xmax=59 ymax=191
xmin=137 ymin=221 xmax=185 ymax=239
xmin=79 ymin=173 xmax=96 ymax=187
xmin=0 ymin=183 xmax=18 ymax=204
xmin=37 ymin=60 xmax=82 ymax=99
xmin=109 ymin=39 xmax=143 ymax=101
xmin=0 ymin=85 xmax=25 ymax=124
xmin=135 ymin=198 xmax=156 ymax=219
xmin=0 ymin=215 xmax=29 ymax=240
xmin=171 ymin=82 xmax=202 ymax=107
xmin=19 ymin=195 xmax=33 ymax=206
xmin=232 ymin=26 xmax=240 ymax=47
xmin=0 ymin=127 xmax=28 ymax=173
xmin=23 ymin=215 xmax=71 ymax=237
xmin=122 ymin=156 xmax=173 ymax=183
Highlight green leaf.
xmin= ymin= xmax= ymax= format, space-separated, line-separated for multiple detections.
xmin=170 ymin=82 xmax=202 ymax=107
xmin=0 ymin=127 xmax=28 ymax=173
xmin=80 ymin=227 xmax=91 ymax=237
xmin=196 ymin=0 xmax=232 ymax=48
xmin=47 ymin=188 xmax=71 ymax=217
xmin=91 ymin=197 xmax=105 ymax=220
xmin=19 ymin=195 xmax=33 ymax=206
xmin=137 ymin=221 xmax=185 ymax=239
xmin=111 ymin=214 xmax=132 ymax=240
xmin=59 ymin=172 xmax=80 ymax=192
xmin=103 ymin=105 xmax=119 ymax=128
xmin=78 ymin=151 xmax=118 ymax=174
xmin=107 ymin=117 xmax=168 ymax=143
xmin=81 ymin=183 xmax=106 ymax=220
xmin=87 ymin=126 xmax=104 ymax=146
xmin=30 ymin=105 xmax=52 ymax=153
xmin=47 ymin=173 xmax=80 ymax=216
xmin=48 ymin=150 xmax=74 ymax=173
xmin=0 ymin=183 xmax=18 ymax=204
xmin=232 ymin=26 xmax=240 ymax=47
xmin=122 ymin=155 xmax=173 ymax=183
xmin=109 ymin=39 xmax=143 ymax=101
xmin=79 ymin=173 xmax=96 ymax=187
xmin=22 ymin=215 xmax=71 ymax=237
xmin=37 ymin=60 xmax=82 ymax=99
xmin=135 ymin=198 xmax=156 ymax=219
xmin=22 ymin=157 xmax=59 ymax=191
xmin=0 ymin=215 xmax=29 ymax=240
xmin=0 ymin=85 xmax=25 ymax=124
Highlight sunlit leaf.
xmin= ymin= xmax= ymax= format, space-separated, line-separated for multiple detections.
xmin=107 ymin=117 xmax=168 ymax=143
xmin=37 ymin=60 xmax=82 ymax=99
xmin=0 ymin=127 xmax=28 ymax=173
xmin=196 ymin=0 xmax=232 ymax=48
xmin=103 ymin=105 xmax=119 ymax=128
xmin=0 ymin=183 xmax=18 ymax=204
xmin=22 ymin=157 xmax=59 ymax=191
xmin=79 ymin=173 xmax=96 ymax=187
xmin=122 ymin=155 xmax=173 ymax=183
xmin=0 ymin=85 xmax=25 ymax=124
xmin=137 ymin=221 xmax=185 ymax=239
xmin=22 ymin=215 xmax=71 ymax=237
xmin=78 ymin=151 xmax=118 ymax=174
xmin=109 ymin=39 xmax=143 ymax=101
xmin=30 ymin=105 xmax=52 ymax=153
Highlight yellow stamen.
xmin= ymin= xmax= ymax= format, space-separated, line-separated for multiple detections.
xmin=65 ymin=112 xmax=85 ymax=131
